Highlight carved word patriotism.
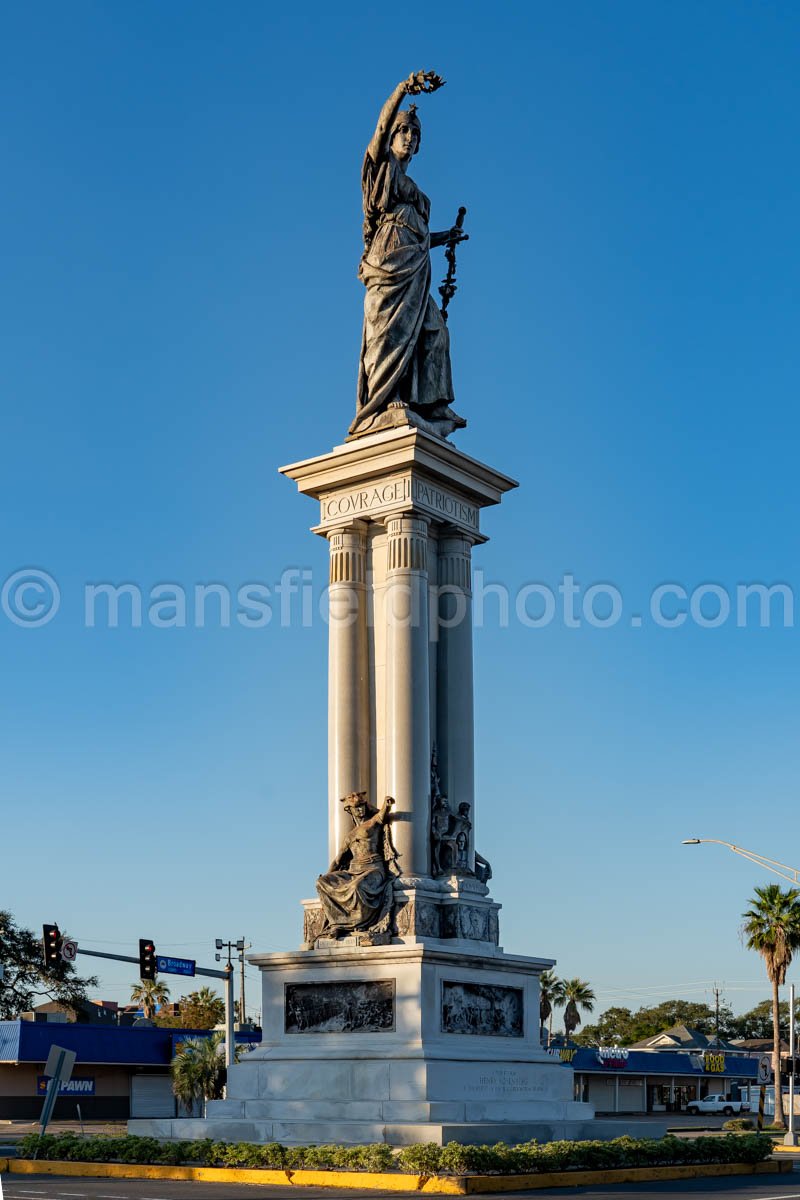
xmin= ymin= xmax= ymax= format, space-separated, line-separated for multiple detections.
xmin=321 ymin=476 xmax=478 ymax=530
xmin=413 ymin=481 xmax=477 ymax=528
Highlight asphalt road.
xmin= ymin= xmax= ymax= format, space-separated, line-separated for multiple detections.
xmin=2 ymin=1170 xmax=800 ymax=1200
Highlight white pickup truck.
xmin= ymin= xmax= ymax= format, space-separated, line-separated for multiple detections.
xmin=685 ymin=1094 xmax=750 ymax=1116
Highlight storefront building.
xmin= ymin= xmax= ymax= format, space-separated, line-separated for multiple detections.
xmin=553 ymin=1046 xmax=758 ymax=1114
xmin=0 ymin=1020 xmax=259 ymax=1120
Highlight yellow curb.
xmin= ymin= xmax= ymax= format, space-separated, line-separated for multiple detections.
xmin=7 ymin=1160 xmax=459 ymax=1192
xmin=459 ymin=1160 xmax=790 ymax=1194
xmin=5 ymin=1157 xmax=791 ymax=1194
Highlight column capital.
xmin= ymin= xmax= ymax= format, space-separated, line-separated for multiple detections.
xmin=328 ymin=524 xmax=367 ymax=585
xmin=438 ymin=525 xmax=479 ymax=550
xmin=326 ymin=519 xmax=368 ymax=543
xmin=437 ymin=531 xmax=473 ymax=593
xmin=382 ymin=510 xmax=431 ymax=531
xmin=385 ymin=513 xmax=429 ymax=575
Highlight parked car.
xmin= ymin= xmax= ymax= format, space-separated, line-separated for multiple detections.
xmin=685 ymin=1094 xmax=750 ymax=1116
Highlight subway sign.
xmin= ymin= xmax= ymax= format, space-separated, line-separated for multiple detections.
xmin=37 ymin=1076 xmax=96 ymax=1096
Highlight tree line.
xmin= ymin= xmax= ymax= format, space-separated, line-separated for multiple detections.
xmin=573 ymin=997 xmax=800 ymax=1047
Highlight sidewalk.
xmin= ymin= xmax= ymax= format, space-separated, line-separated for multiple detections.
xmin=0 ymin=1119 xmax=127 ymax=1142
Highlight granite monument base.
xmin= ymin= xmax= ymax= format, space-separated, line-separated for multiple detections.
xmin=130 ymin=941 xmax=658 ymax=1146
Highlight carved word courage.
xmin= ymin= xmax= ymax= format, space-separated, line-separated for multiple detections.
xmin=324 ymin=480 xmax=410 ymax=519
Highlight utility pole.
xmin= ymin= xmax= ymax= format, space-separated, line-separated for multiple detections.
xmin=238 ymin=937 xmax=252 ymax=1024
xmin=216 ymin=937 xmax=250 ymax=1025
xmin=712 ymin=984 xmax=722 ymax=1045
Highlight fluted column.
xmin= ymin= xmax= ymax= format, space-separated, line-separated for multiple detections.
xmin=436 ymin=532 xmax=475 ymax=869
xmin=327 ymin=522 xmax=369 ymax=864
xmin=384 ymin=514 xmax=431 ymax=876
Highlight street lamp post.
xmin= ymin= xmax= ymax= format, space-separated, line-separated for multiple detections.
xmin=787 ymin=983 xmax=796 ymax=1146
xmin=214 ymin=938 xmax=237 ymax=1069
xmin=681 ymin=839 xmax=800 ymax=885
xmin=682 ymin=837 xmax=800 ymax=1143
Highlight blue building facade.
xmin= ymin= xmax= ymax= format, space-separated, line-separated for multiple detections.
xmin=0 ymin=1021 xmax=260 ymax=1120
xmin=553 ymin=1046 xmax=758 ymax=1113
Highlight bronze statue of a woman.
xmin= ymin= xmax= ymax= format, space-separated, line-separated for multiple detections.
xmin=349 ymin=71 xmax=468 ymax=440
xmin=316 ymin=793 xmax=400 ymax=938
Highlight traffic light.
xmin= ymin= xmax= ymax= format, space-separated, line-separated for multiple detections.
xmin=42 ymin=924 xmax=60 ymax=968
xmin=138 ymin=939 xmax=156 ymax=980
xmin=780 ymin=1057 xmax=800 ymax=1080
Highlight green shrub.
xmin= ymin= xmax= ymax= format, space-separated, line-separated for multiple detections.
xmin=396 ymin=1143 xmax=443 ymax=1174
xmin=15 ymin=1130 xmax=774 ymax=1175
xmin=723 ymin=1118 xmax=754 ymax=1131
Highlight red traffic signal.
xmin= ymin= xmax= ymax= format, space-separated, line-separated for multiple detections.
xmin=138 ymin=938 xmax=157 ymax=981
xmin=42 ymin=924 xmax=60 ymax=967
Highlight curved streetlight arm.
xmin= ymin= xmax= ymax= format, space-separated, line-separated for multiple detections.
xmin=682 ymin=838 xmax=800 ymax=885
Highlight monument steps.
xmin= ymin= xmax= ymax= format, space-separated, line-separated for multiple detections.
xmin=129 ymin=1115 xmax=661 ymax=1148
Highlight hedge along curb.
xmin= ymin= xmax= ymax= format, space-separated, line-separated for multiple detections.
xmin=5 ymin=1158 xmax=793 ymax=1194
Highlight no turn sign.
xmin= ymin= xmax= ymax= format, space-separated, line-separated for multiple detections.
xmin=757 ymin=1053 xmax=771 ymax=1084
xmin=60 ymin=939 xmax=78 ymax=964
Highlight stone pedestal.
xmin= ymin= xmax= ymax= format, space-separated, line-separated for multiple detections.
xmin=136 ymin=943 xmax=611 ymax=1146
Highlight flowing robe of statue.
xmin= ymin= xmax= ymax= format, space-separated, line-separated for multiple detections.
xmin=353 ymin=154 xmax=455 ymax=435
xmin=316 ymin=797 xmax=399 ymax=937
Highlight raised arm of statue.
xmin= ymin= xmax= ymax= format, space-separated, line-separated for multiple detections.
xmin=365 ymin=71 xmax=445 ymax=164
xmin=366 ymin=80 xmax=407 ymax=164
xmin=377 ymin=795 xmax=395 ymax=824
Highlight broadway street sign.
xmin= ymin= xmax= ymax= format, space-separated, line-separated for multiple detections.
xmin=156 ymin=955 xmax=196 ymax=977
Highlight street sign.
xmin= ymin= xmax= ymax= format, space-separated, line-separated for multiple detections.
xmin=758 ymin=1054 xmax=772 ymax=1085
xmin=44 ymin=1045 xmax=76 ymax=1082
xmin=39 ymin=1045 xmax=77 ymax=1138
xmin=60 ymin=939 xmax=78 ymax=964
xmin=156 ymin=955 xmax=196 ymax=978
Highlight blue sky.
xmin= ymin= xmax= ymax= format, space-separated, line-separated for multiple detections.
xmin=2 ymin=1 xmax=799 ymax=1025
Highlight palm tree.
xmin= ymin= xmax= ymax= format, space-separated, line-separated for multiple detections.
xmin=742 ymin=884 xmax=800 ymax=1129
xmin=562 ymin=978 xmax=596 ymax=1043
xmin=539 ymin=971 xmax=565 ymax=1046
xmin=170 ymin=1031 xmax=226 ymax=1116
xmin=130 ymin=979 xmax=170 ymax=1020
xmin=193 ymin=985 xmax=221 ymax=1009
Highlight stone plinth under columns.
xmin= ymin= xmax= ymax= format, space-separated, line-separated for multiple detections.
xmin=131 ymin=943 xmax=640 ymax=1146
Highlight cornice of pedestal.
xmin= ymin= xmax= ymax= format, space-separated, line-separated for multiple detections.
xmin=280 ymin=427 xmax=518 ymax=540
